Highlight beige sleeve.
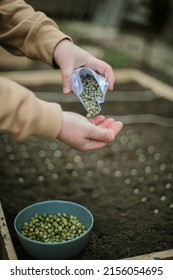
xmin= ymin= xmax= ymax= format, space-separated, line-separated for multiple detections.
xmin=0 ymin=0 xmax=72 ymax=66
xmin=0 ymin=76 xmax=63 ymax=140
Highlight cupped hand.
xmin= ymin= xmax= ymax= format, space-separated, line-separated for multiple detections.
xmin=57 ymin=112 xmax=123 ymax=151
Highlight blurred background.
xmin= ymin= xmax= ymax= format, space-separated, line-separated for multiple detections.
xmin=0 ymin=0 xmax=173 ymax=83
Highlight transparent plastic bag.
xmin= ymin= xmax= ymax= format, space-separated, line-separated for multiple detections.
xmin=71 ymin=67 xmax=109 ymax=117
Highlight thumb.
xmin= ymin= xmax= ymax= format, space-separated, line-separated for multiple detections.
xmin=61 ymin=67 xmax=73 ymax=94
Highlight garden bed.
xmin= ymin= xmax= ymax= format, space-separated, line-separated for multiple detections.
xmin=0 ymin=70 xmax=173 ymax=260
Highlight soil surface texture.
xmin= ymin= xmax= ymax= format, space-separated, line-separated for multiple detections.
xmin=0 ymin=82 xmax=173 ymax=260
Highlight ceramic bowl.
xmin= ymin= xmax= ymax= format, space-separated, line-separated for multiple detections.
xmin=14 ymin=200 xmax=94 ymax=259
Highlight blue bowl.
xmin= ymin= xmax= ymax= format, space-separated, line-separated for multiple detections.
xmin=14 ymin=200 xmax=94 ymax=259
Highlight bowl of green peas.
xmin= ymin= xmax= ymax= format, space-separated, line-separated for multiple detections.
xmin=14 ymin=200 xmax=94 ymax=259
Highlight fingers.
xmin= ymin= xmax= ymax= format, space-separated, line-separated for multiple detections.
xmin=89 ymin=115 xmax=106 ymax=125
xmin=88 ymin=116 xmax=123 ymax=144
xmin=97 ymin=117 xmax=115 ymax=128
xmin=100 ymin=118 xmax=123 ymax=137
xmin=86 ymin=59 xmax=115 ymax=91
xmin=90 ymin=116 xmax=123 ymax=137
xmin=61 ymin=71 xmax=73 ymax=94
xmin=95 ymin=64 xmax=115 ymax=91
xmin=108 ymin=121 xmax=123 ymax=137
xmin=89 ymin=121 xmax=122 ymax=143
xmin=83 ymin=121 xmax=123 ymax=151
xmin=104 ymin=66 xmax=115 ymax=91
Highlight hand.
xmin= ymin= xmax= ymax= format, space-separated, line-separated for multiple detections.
xmin=54 ymin=39 xmax=115 ymax=94
xmin=57 ymin=112 xmax=123 ymax=151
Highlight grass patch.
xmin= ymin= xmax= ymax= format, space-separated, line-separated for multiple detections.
xmin=104 ymin=49 xmax=138 ymax=68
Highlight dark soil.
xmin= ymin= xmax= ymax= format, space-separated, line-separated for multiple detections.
xmin=0 ymin=82 xmax=173 ymax=260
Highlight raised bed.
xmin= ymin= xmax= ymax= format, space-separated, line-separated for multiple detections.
xmin=0 ymin=202 xmax=17 ymax=260
xmin=0 ymin=69 xmax=173 ymax=260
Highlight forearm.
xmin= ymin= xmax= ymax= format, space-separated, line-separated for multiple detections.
xmin=0 ymin=76 xmax=63 ymax=140
xmin=0 ymin=0 xmax=71 ymax=66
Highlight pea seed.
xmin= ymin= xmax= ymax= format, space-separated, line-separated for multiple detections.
xmin=80 ymin=74 xmax=103 ymax=117
xmin=21 ymin=212 xmax=86 ymax=243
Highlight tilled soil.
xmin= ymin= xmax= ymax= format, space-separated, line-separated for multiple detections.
xmin=0 ymin=82 xmax=173 ymax=260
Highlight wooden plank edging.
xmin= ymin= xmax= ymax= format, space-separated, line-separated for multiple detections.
xmin=126 ymin=249 xmax=173 ymax=260
xmin=1 ymin=68 xmax=173 ymax=101
xmin=0 ymin=202 xmax=18 ymax=260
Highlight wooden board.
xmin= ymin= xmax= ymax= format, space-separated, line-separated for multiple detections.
xmin=126 ymin=249 xmax=173 ymax=260
xmin=0 ymin=202 xmax=17 ymax=260
xmin=1 ymin=68 xmax=173 ymax=101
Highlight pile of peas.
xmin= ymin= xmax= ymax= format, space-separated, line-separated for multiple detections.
xmin=80 ymin=74 xmax=103 ymax=118
xmin=21 ymin=213 xmax=86 ymax=243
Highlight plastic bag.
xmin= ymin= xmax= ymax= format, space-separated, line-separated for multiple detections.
xmin=71 ymin=67 xmax=109 ymax=117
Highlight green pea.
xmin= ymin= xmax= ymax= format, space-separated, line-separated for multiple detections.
xmin=80 ymin=74 xmax=102 ymax=117
xmin=21 ymin=212 xmax=86 ymax=243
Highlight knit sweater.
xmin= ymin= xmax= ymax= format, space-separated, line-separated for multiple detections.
xmin=0 ymin=0 xmax=71 ymax=140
